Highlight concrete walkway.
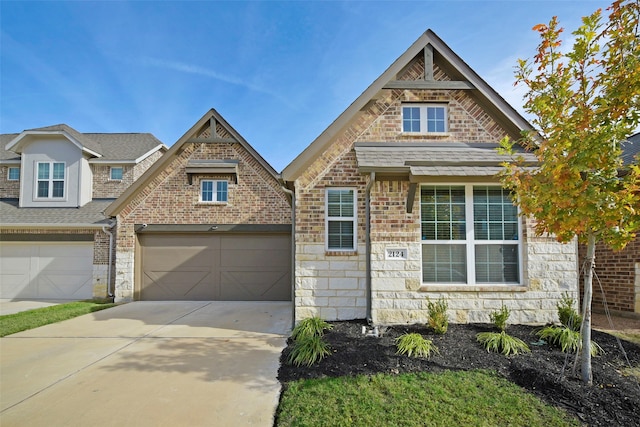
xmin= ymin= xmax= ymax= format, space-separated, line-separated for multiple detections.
xmin=0 ymin=299 xmax=65 ymax=315
xmin=0 ymin=301 xmax=292 ymax=427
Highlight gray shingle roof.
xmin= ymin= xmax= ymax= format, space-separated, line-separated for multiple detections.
xmin=0 ymin=199 xmax=114 ymax=227
xmin=354 ymin=142 xmax=537 ymax=176
xmin=1 ymin=125 xmax=165 ymax=162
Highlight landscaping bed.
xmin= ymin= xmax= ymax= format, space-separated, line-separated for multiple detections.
xmin=278 ymin=321 xmax=640 ymax=426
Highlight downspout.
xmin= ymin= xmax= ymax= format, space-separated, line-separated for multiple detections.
xmin=101 ymin=221 xmax=116 ymax=298
xmin=365 ymin=172 xmax=375 ymax=324
xmin=281 ymin=185 xmax=296 ymax=328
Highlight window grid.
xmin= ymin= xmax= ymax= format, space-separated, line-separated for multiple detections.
xmin=110 ymin=167 xmax=123 ymax=180
xmin=402 ymin=104 xmax=448 ymax=134
xmin=8 ymin=167 xmax=20 ymax=181
xmin=326 ymin=188 xmax=356 ymax=251
xmin=421 ymin=184 xmax=520 ymax=285
xmin=201 ymin=180 xmax=228 ymax=202
xmin=36 ymin=162 xmax=65 ymax=198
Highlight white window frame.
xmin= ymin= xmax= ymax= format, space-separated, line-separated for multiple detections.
xmin=402 ymin=103 xmax=448 ymax=134
xmin=35 ymin=161 xmax=66 ymax=199
xmin=325 ymin=187 xmax=357 ymax=252
xmin=7 ymin=166 xmax=20 ymax=181
xmin=200 ymin=179 xmax=228 ymax=203
xmin=420 ymin=183 xmax=523 ymax=286
xmin=109 ymin=166 xmax=123 ymax=181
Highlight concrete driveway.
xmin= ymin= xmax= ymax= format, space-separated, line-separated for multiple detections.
xmin=0 ymin=301 xmax=291 ymax=427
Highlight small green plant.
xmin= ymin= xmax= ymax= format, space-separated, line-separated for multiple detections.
xmin=427 ymin=298 xmax=449 ymax=334
xmin=290 ymin=316 xmax=333 ymax=340
xmin=557 ymin=293 xmax=582 ymax=331
xmin=287 ymin=316 xmax=333 ymax=367
xmin=537 ymin=326 xmax=602 ymax=356
xmin=287 ymin=335 xmax=332 ymax=367
xmin=476 ymin=331 xmax=531 ymax=356
xmin=476 ymin=305 xmax=530 ymax=356
xmin=395 ymin=333 xmax=439 ymax=359
xmin=490 ymin=304 xmax=510 ymax=332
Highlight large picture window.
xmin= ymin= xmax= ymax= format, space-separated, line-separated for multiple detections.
xmin=421 ymin=185 xmax=520 ymax=285
xmin=36 ymin=162 xmax=65 ymax=198
xmin=326 ymin=188 xmax=356 ymax=251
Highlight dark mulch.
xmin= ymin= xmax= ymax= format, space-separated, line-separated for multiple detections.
xmin=278 ymin=321 xmax=640 ymax=426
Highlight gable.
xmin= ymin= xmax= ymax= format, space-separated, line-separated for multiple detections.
xmin=281 ymin=29 xmax=533 ymax=184
xmin=106 ymin=109 xmax=288 ymax=219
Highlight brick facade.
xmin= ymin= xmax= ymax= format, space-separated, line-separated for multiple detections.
xmin=114 ymin=122 xmax=292 ymax=301
xmin=0 ymin=165 xmax=20 ymax=198
xmin=292 ymin=44 xmax=579 ymax=325
xmin=579 ymin=236 xmax=639 ymax=314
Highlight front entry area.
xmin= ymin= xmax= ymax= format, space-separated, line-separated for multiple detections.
xmin=138 ymin=233 xmax=291 ymax=301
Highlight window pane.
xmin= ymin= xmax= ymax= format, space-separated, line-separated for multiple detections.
xmin=475 ymin=244 xmax=519 ymax=283
xmin=8 ymin=167 xmax=19 ymax=180
xmin=421 ymin=186 xmax=465 ymax=241
xmin=110 ymin=167 xmax=123 ymax=180
xmin=52 ymin=181 xmax=64 ymax=198
xmin=402 ymin=107 xmax=420 ymax=132
xmin=422 ymin=244 xmax=467 ymax=283
xmin=37 ymin=181 xmax=49 ymax=197
xmin=52 ymin=163 xmax=65 ymax=179
xmin=216 ymin=181 xmax=228 ymax=202
xmin=426 ymin=106 xmax=446 ymax=132
xmin=201 ymin=181 xmax=213 ymax=201
xmin=327 ymin=189 xmax=354 ymax=217
xmin=328 ymin=221 xmax=354 ymax=250
xmin=38 ymin=163 xmax=49 ymax=179
xmin=473 ymin=186 xmax=517 ymax=241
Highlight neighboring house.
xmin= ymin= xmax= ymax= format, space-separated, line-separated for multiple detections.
xmin=105 ymin=109 xmax=292 ymax=302
xmin=580 ymin=133 xmax=640 ymax=316
xmin=281 ymin=29 xmax=578 ymax=325
xmin=0 ymin=125 xmax=166 ymax=300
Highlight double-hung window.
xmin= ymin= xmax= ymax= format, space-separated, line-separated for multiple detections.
xmin=200 ymin=180 xmax=228 ymax=203
xmin=110 ymin=167 xmax=123 ymax=180
xmin=421 ymin=185 xmax=520 ymax=285
xmin=36 ymin=162 xmax=65 ymax=198
xmin=402 ymin=104 xmax=447 ymax=133
xmin=326 ymin=188 xmax=356 ymax=251
xmin=8 ymin=167 xmax=20 ymax=181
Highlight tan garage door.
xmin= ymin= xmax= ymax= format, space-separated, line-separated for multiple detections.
xmin=139 ymin=233 xmax=291 ymax=301
xmin=0 ymin=242 xmax=94 ymax=300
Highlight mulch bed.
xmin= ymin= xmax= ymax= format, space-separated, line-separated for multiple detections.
xmin=278 ymin=321 xmax=640 ymax=426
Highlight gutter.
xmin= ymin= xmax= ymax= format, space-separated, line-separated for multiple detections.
xmin=281 ymin=185 xmax=296 ymax=328
xmin=102 ymin=221 xmax=116 ymax=298
xmin=365 ymin=172 xmax=375 ymax=324
xmin=0 ymin=223 xmax=110 ymax=229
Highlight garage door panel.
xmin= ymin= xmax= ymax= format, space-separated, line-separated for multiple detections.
xmin=139 ymin=233 xmax=291 ymax=301
xmin=0 ymin=242 xmax=94 ymax=300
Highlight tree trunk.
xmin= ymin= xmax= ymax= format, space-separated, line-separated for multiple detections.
xmin=581 ymin=232 xmax=596 ymax=385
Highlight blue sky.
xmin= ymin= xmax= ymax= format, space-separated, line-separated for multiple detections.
xmin=1 ymin=0 xmax=612 ymax=171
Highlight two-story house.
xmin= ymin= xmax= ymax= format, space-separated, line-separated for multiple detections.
xmin=0 ymin=124 xmax=166 ymax=300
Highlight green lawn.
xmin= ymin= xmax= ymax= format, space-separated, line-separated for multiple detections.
xmin=276 ymin=370 xmax=579 ymax=427
xmin=0 ymin=300 xmax=117 ymax=337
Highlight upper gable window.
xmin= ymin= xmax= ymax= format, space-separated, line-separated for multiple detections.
xmin=110 ymin=167 xmax=123 ymax=181
xmin=201 ymin=180 xmax=228 ymax=203
xmin=402 ymin=104 xmax=447 ymax=134
xmin=7 ymin=167 xmax=20 ymax=181
xmin=36 ymin=162 xmax=65 ymax=199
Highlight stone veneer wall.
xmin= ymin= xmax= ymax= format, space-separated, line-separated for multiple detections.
xmin=579 ymin=236 xmax=639 ymax=314
xmin=114 ymin=136 xmax=291 ymax=301
xmin=293 ymin=53 xmax=579 ymax=324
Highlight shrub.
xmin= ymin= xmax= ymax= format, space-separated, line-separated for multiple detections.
xmin=557 ymin=293 xmax=582 ymax=331
xmin=537 ymin=325 xmax=602 ymax=356
xmin=291 ymin=316 xmax=333 ymax=341
xmin=477 ymin=305 xmax=530 ymax=356
xmin=490 ymin=304 xmax=510 ymax=332
xmin=395 ymin=333 xmax=439 ymax=359
xmin=287 ymin=335 xmax=332 ymax=367
xmin=477 ymin=331 xmax=531 ymax=356
xmin=427 ymin=298 xmax=449 ymax=334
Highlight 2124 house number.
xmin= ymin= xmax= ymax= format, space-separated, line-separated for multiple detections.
xmin=385 ymin=248 xmax=408 ymax=260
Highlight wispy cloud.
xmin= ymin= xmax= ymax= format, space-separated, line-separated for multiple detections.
xmin=140 ymin=56 xmax=296 ymax=109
